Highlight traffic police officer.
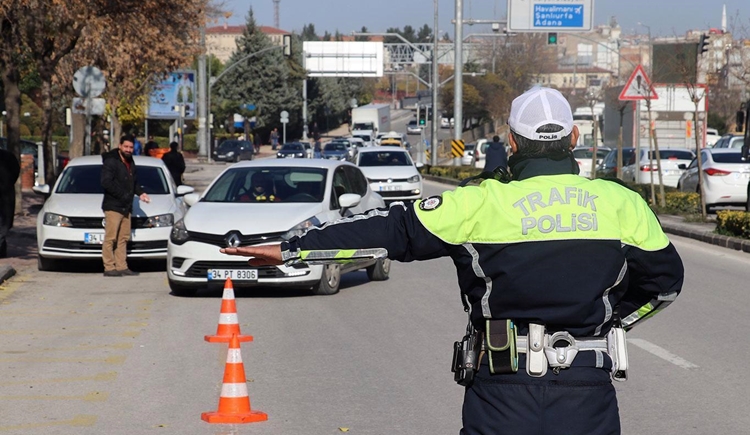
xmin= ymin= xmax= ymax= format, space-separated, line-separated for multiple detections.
xmin=222 ymin=87 xmax=684 ymax=434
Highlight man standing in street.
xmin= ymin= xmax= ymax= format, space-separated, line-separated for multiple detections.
xmin=100 ymin=134 xmax=150 ymax=277
xmin=312 ymin=122 xmax=322 ymax=158
xmin=483 ymin=135 xmax=508 ymax=173
xmin=221 ymin=87 xmax=684 ymax=434
xmin=161 ymin=141 xmax=186 ymax=186
xmin=0 ymin=148 xmax=20 ymax=258
xmin=270 ymin=128 xmax=280 ymax=150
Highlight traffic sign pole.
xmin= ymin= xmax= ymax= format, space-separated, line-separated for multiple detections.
xmin=280 ymin=110 xmax=289 ymax=144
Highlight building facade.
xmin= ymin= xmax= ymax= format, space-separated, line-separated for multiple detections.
xmin=206 ymin=24 xmax=290 ymax=63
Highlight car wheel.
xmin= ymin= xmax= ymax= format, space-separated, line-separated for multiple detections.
xmin=312 ymin=264 xmax=341 ymax=295
xmin=169 ymin=279 xmax=197 ymax=297
xmin=366 ymin=258 xmax=391 ymax=281
xmin=37 ymin=255 xmax=56 ymax=271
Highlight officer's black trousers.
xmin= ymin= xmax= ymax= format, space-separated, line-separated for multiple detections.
xmin=460 ymin=361 xmax=620 ymax=435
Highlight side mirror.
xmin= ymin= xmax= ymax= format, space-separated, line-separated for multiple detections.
xmin=338 ymin=193 xmax=361 ymax=215
xmin=33 ymin=184 xmax=50 ymax=195
xmin=415 ymin=162 xmax=425 ymax=168
xmin=183 ymin=192 xmax=201 ymax=207
xmin=175 ymin=185 xmax=195 ymax=197
xmin=677 ymin=163 xmax=687 ymax=170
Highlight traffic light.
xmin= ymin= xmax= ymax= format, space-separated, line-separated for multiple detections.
xmin=698 ymin=34 xmax=709 ymax=56
xmin=418 ymin=106 xmax=426 ymax=126
xmin=547 ymin=32 xmax=558 ymax=45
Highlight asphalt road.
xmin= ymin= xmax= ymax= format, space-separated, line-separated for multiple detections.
xmin=1 ymin=172 xmax=748 ymax=434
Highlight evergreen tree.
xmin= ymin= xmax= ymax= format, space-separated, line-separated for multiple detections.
xmin=301 ymin=24 xmax=318 ymax=41
xmin=213 ymin=8 xmax=296 ymax=136
xmin=417 ymin=24 xmax=432 ymax=43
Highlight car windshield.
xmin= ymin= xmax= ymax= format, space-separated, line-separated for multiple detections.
xmin=464 ymin=144 xmax=476 ymax=151
xmin=353 ymin=123 xmax=372 ymax=130
xmin=646 ymin=150 xmax=694 ymax=160
xmin=354 ymin=135 xmax=371 ymax=142
xmin=55 ymin=165 xmax=170 ymax=195
xmin=202 ymin=167 xmax=327 ymax=203
xmin=218 ymin=140 xmax=246 ymax=151
xmin=711 ymin=152 xmax=746 ymax=163
xmin=728 ymin=138 xmax=745 ymax=149
xmin=358 ymin=151 xmax=411 ymax=167
xmin=281 ymin=144 xmax=303 ymax=151
xmin=324 ymin=143 xmax=346 ymax=151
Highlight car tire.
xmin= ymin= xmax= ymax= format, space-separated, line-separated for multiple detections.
xmin=366 ymin=258 xmax=391 ymax=281
xmin=312 ymin=264 xmax=341 ymax=295
xmin=37 ymin=255 xmax=56 ymax=271
xmin=169 ymin=279 xmax=197 ymax=297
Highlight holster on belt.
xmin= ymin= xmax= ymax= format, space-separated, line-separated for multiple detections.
xmin=485 ymin=319 xmax=518 ymax=374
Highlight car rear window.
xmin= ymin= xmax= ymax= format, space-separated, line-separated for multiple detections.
xmin=711 ymin=152 xmax=746 ymax=163
xmin=464 ymin=144 xmax=475 ymax=151
xmin=358 ymin=151 xmax=411 ymax=167
xmin=574 ymin=148 xmax=609 ymax=159
xmin=648 ymin=150 xmax=694 ymax=160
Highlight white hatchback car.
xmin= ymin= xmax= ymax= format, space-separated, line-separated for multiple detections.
xmin=677 ymin=149 xmax=750 ymax=211
xmin=167 ymin=159 xmax=389 ymax=296
xmin=33 ymin=155 xmax=193 ymax=271
xmin=621 ymin=148 xmax=695 ymax=188
xmin=355 ymin=147 xmax=423 ymax=203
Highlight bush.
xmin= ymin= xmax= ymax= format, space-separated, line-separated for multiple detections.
xmin=661 ymin=192 xmax=700 ymax=215
xmin=420 ymin=165 xmax=483 ymax=180
xmin=716 ymin=210 xmax=750 ymax=239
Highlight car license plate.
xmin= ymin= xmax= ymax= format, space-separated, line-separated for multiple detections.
xmin=207 ymin=269 xmax=258 ymax=281
xmin=379 ymin=184 xmax=402 ymax=191
xmin=285 ymin=155 xmax=295 ymax=158
xmin=84 ymin=233 xmax=105 ymax=244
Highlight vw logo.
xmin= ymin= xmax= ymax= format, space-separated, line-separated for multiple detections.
xmin=225 ymin=232 xmax=242 ymax=248
xmin=387 ymin=178 xmax=393 ymax=183
xmin=101 ymin=218 xmax=106 ymax=228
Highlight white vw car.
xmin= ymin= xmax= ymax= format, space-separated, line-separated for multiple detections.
xmin=355 ymin=147 xmax=423 ymax=204
xmin=33 ymin=156 xmax=193 ymax=271
xmin=166 ymin=159 xmax=389 ymax=296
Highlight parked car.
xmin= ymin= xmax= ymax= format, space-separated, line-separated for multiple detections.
xmin=440 ymin=117 xmax=454 ymax=129
xmin=705 ymin=128 xmax=720 ymax=147
xmin=677 ymin=148 xmax=750 ymax=212
xmin=321 ymin=141 xmax=350 ymax=160
xmin=276 ymin=142 xmax=307 ymax=159
xmin=212 ymin=139 xmax=254 ymax=162
xmin=621 ymin=148 xmax=695 ymax=187
xmin=461 ymin=143 xmax=476 ymax=166
xmin=596 ymin=147 xmax=636 ymax=178
xmin=32 ymin=155 xmax=193 ymax=271
xmin=472 ymin=139 xmax=490 ymax=169
xmin=712 ymin=134 xmax=745 ymax=149
xmin=406 ymin=120 xmax=422 ymax=134
xmin=573 ymin=147 xmax=611 ymax=178
xmin=355 ymin=147 xmax=423 ymax=204
xmin=166 ymin=159 xmax=388 ymax=296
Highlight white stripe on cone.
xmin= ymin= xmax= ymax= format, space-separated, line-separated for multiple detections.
xmin=220 ymin=382 xmax=249 ymax=398
xmin=218 ymin=313 xmax=239 ymax=324
xmin=222 ymin=288 xmax=235 ymax=300
xmin=226 ymin=349 xmax=243 ymax=363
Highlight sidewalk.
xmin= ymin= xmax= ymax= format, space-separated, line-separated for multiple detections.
xmin=3 ymin=175 xmax=750 ymax=287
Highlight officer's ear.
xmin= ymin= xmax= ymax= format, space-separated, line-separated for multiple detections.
xmin=569 ymin=125 xmax=580 ymax=151
xmin=508 ymin=132 xmax=518 ymax=154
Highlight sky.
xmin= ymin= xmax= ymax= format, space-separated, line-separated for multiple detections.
xmin=218 ymin=0 xmax=748 ymax=37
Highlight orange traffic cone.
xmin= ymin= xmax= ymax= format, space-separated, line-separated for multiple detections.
xmin=205 ymin=278 xmax=253 ymax=343
xmin=202 ymin=334 xmax=267 ymax=424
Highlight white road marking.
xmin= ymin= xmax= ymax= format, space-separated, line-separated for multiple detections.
xmin=629 ymin=338 xmax=699 ymax=369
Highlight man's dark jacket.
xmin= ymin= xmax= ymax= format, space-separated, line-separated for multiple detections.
xmin=101 ymin=149 xmax=144 ymax=215
xmin=484 ymin=141 xmax=508 ymax=172
xmin=161 ymin=150 xmax=186 ymax=185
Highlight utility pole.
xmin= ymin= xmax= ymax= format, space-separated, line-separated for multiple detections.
xmin=453 ymin=0 xmax=463 ymax=166
xmin=197 ymin=24 xmax=208 ymax=159
xmin=431 ymin=0 xmax=439 ymax=166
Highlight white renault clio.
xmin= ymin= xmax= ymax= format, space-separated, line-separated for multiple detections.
xmin=34 ymin=155 xmax=193 ymax=271
xmin=166 ymin=159 xmax=389 ymax=296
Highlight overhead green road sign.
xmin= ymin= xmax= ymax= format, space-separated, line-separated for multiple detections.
xmin=508 ymin=0 xmax=594 ymax=32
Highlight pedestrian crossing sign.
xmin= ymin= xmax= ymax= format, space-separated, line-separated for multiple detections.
xmin=619 ymin=65 xmax=658 ymax=101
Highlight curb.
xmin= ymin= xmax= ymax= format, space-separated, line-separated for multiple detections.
xmin=0 ymin=265 xmax=16 ymax=286
xmin=422 ymin=174 xmax=750 ymax=255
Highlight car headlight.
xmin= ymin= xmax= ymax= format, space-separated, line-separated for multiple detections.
xmin=227 ymin=151 xmax=235 ymax=157
xmin=282 ymin=216 xmax=322 ymax=240
xmin=407 ymin=175 xmax=421 ymax=183
xmin=170 ymin=219 xmax=189 ymax=244
xmin=277 ymin=153 xmax=283 ymax=157
xmin=43 ymin=212 xmax=72 ymax=227
xmin=296 ymin=153 xmax=304 ymax=157
xmin=146 ymin=213 xmax=173 ymax=228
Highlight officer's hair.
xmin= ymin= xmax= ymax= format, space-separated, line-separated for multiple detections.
xmin=510 ymin=124 xmax=572 ymax=158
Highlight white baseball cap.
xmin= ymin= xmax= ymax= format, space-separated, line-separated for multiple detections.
xmin=508 ymin=86 xmax=573 ymax=141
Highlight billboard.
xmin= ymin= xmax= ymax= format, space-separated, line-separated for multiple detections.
xmin=303 ymin=41 xmax=384 ymax=77
xmin=147 ymin=70 xmax=196 ymax=119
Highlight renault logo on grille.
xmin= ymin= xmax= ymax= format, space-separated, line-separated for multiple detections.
xmin=225 ymin=232 xmax=242 ymax=248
